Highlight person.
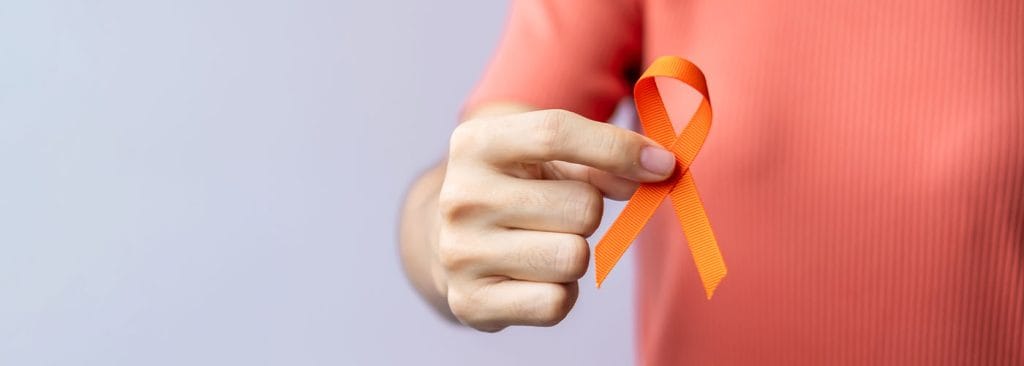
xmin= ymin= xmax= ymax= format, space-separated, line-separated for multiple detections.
xmin=398 ymin=0 xmax=1023 ymax=364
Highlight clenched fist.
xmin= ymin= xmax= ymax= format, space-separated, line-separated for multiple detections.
xmin=436 ymin=109 xmax=675 ymax=331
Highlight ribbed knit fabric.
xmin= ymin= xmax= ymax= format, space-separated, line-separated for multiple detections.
xmin=465 ymin=1 xmax=1023 ymax=364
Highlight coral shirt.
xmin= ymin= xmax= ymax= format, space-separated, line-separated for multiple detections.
xmin=466 ymin=0 xmax=1023 ymax=364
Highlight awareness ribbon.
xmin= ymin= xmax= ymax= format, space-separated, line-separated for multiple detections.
xmin=594 ymin=56 xmax=727 ymax=299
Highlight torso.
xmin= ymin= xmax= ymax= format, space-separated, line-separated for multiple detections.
xmin=636 ymin=0 xmax=1024 ymax=364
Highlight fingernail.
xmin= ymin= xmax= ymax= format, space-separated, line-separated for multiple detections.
xmin=640 ymin=146 xmax=676 ymax=176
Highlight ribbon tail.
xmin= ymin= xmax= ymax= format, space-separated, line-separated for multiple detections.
xmin=670 ymin=171 xmax=727 ymax=299
xmin=597 ymin=56 xmax=726 ymax=298
xmin=594 ymin=181 xmax=674 ymax=287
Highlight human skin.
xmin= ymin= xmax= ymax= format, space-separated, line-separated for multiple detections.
xmin=398 ymin=103 xmax=675 ymax=332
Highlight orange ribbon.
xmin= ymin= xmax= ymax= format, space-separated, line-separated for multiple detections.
xmin=594 ymin=56 xmax=727 ymax=299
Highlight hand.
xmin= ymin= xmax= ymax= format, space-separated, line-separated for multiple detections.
xmin=436 ymin=109 xmax=676 ymax=331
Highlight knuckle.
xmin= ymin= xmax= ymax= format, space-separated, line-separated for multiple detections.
xmin=446 ymin=288 xmax=478 ymax=324
xmin=436 ymin=231 xmax=476 ymax=273
xmin=448 ymin=121 xmax=482 ymax=157
xmin=564 ymin=184 xmax=603 ymax=235
xmin=598 ymin=129 xmax=638 ymax=174
xmin=449 ymin=286 xmax=503 ymax=332
xmin=554 ymin=236 xmax=589 ymax=281
xmin=437 ymin=184 xmax=482 ymax=222
xmin=605 ymin=130 xmax=633 ymax=167
xmin=533 ymin=286 xmax=573 ymax=327
xmin=595 ymin=126 xmax=622 ymax=154
xmin=532 ymin=110 xmax=570 ymax=155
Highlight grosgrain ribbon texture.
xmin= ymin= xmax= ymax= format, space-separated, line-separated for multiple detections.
xmin=594 ymin=56 xmax=727 ymax=299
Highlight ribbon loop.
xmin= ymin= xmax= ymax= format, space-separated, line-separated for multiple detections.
xmin=594 ymin=56 xmax=727 ymax=299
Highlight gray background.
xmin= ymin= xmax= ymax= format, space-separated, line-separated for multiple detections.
xmin=0 ymin=1 xmax=637 ymax=365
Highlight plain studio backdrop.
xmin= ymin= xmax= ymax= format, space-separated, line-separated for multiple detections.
xmin=0 ymin=1 xmax=637 ymax=364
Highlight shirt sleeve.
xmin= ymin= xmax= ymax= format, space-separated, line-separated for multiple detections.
xmin=464 ymin=0 xmax=642 ymax=121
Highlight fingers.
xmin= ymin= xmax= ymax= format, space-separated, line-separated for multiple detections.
xmin=450 ymin=109 xmax=676 ymax=182
xmin=493 ymin=179 xmax=604 ymax=235
xmin=444 ymin=229 xmax=590 ymax=283
xmin=438 ymin=108 xmax=660 ymax=332
xmin=440 ymin=174 xmax=605 ymax=236
xmin=448 ymin=280 xmax=579 ymax=332
xmin=439 ymin=226 xmax=587 ymax=330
